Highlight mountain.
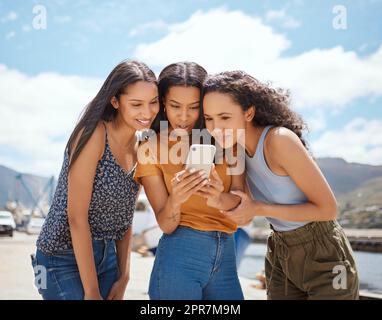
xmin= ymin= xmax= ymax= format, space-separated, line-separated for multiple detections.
xmin=1 ymin=157 xmax=382 ymax=212
xmin=315 ymin=157 xmax=382 ymax=195
xmin=0 ymin=164 xmax=55 ymax=209
xmin=338 ymin=176 xmax=382 ymax=209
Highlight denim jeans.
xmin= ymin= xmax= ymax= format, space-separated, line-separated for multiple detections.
xmin=31 ymin=239 xmax=119 ymax=300
xmin=234 ymin=228 xmax=251 ymax=268
xmin=149 ymin=226 xmax=244 ymax=300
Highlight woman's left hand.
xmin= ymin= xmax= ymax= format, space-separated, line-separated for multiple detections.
xmin=195 ymin=165 xmax=225 ymax=209
xmin=106 ymin=276 xmax=129 ymax=300
xmin=220 ymin=190 xmax=258 ymax=226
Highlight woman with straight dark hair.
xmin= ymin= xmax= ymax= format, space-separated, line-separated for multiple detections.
xmin=135 ymin=62 xmax=245 ymax=300
xmin=202 ymin=70 xmax=359 ymax=300
xmin=31 ymin=60 xmax=159 ymax=300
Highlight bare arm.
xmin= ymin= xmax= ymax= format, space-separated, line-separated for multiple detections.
xmin=220 ymin=171 xmax=245 ymax=210
xmin=105 ymin=226 xmax=133 ymax=300
xmin=67 ymin=124 xmax=105 ymax=299
xmin=223 ymin=128 xmax=337 ymax=224
xmin=115 ymin=227 xmax=132 ymax=282
xmin=141 ymin=169 xmax=207 ymax=234
xmin=196 ymin=165 xmax=244 ymax=211
xmin=256 ymin=128 xmax=337 ymax=221
xmin=106 ymin=186 xmax=141 ymax=300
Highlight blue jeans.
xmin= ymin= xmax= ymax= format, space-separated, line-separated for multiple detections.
xmin=31 ymin=239 xmax=119 ymax=300
xmin=149 ymin=226 xmax=244 ymax=300
xmin=234 ymin=228 xmax=251 ymax=268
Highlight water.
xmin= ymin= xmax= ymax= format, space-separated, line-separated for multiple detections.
xmin=238 ymin=243 xmax=382 ymax=294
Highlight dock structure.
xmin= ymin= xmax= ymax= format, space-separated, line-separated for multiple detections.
xmin=0 ymin=232 xmax=266 ymax=300
xmin=0 ymin=232 xmax=380 ymax=300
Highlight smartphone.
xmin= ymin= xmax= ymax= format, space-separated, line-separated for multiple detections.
xmin=185 ymin=144 xmax=216 ymax=177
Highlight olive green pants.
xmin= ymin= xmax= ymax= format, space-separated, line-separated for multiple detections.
xmin=265 ymin=220 xmax=359 ymax=300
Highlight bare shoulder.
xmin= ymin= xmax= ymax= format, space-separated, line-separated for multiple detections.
xmin=91 ymin=121 xmax=107 ymax=141
xmin=70 ymin=122 xmax=106 ymax=161
xmin=265 ymin=126 xmax=304 ymax=153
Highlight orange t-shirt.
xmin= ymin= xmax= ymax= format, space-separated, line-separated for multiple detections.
xmin=134 ymin=133 xmax=237 ymax=234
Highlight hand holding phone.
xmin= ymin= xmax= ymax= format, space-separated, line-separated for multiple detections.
xmin=195 ymin=164 xmax=225 ymax=209
xmin=170 ymin=168 xmax=208 ymax=208
xmin=185 ymin=144 xmax=216 ymax=177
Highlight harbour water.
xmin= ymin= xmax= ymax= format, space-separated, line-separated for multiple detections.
xmin=238 ymin=243 xmax=382 ymax=295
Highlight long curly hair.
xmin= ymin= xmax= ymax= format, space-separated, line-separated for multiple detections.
xmin=202 ymin=70 xmax=309 ymax=149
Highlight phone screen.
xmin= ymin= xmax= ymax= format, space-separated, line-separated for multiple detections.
xmin=185 ymin=144 xmax=216 ymax=177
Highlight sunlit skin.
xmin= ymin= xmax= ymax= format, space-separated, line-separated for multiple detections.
xmin=203 ymin=92 xmax=252 ymax=149
xmin=67 ymin=80 xmax=159 ymax=300
xmin=202 ymin=91 xmax=338 ymax=226
xmin=140 ymin=86 xmax=243 ymax=235
xmin=115 ymin=80 xmax=160 ymax=131
xmin=163 ymin=86 xmax=200 ymax=135
xmin=107 ymin=81 xmax=159 ymax=171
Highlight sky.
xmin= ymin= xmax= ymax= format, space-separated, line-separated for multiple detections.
xmin=0 ymin=0 xmax=381 ymax=178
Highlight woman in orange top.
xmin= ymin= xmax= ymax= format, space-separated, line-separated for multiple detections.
xmin=135 ymin=62 xmax=245 ymax=300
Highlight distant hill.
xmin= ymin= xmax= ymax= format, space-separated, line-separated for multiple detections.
xmin=338 ymin=176 xmax=382 ymax=210
xmin=0 ymin=165 xmax=55 ymax=209
xmin=316 ymin=158 xmax=382 ymax=195
xmin=1 ymin=157 xmax=382 ymax=213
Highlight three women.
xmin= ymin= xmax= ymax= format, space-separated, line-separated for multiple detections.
xmin=32 ymin=60 xmax=359 ymax=300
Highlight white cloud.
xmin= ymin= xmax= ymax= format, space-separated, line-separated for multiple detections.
xmin=312 ymin=118 xmax=382 ymax=165
xmin=135 ymin=8 xmax=290 ymax=73
xmin=306 ymin=110 xmax=327 ymax=132
xmin=133 ymin=8 xmax=382 ymax=110
xmin=265 ymin=9 xmax=301 ymax=29
xmin=0 ymin=64 xmax=101 ymax=177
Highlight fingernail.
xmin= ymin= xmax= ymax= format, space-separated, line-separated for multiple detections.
xmin=190 ymin=168 xmax=196 ymax=173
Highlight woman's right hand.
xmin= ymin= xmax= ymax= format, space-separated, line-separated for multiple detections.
xmin=84 ymin=291 xmax=103 ymax=300
xmin=169 ymin=169 xmax=208 ymax=208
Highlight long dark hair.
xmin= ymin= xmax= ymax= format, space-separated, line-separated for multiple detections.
xmin=66 ymin=60 xmax=157 ymax=168
xmin=150 ymin=61 xmax=208 ymax=133
xmin=202 ymin=70 xmax=309 ymax=149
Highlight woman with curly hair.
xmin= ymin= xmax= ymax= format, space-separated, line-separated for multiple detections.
xmin=202 ymin=71 xmax=359 ymax=300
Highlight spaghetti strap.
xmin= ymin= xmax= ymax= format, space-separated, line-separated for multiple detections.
xmin=102 ymin=121 xmax=109 ymax=142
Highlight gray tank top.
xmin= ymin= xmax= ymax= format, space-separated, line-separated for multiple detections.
xmin=245 ymin=126 xmax=309 ymax=231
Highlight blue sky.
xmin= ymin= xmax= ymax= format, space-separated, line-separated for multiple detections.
xmin=0 ymin=0 xmax=381 ymax=177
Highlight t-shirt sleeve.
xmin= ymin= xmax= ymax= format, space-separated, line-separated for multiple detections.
xmin=134 ymin=140 xmax=163 ymax=184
